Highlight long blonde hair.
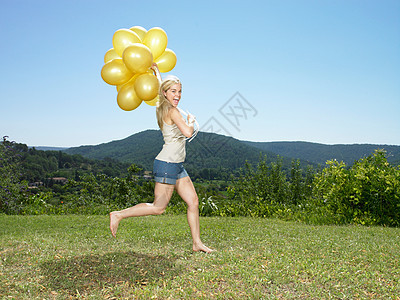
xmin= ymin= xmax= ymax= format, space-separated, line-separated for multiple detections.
xmin=156 ymin=75 xmax=182 ymax=130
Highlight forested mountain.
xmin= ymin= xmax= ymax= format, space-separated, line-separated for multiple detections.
xmin=65 ymin=130 xmax=162 ymax=170
xmin=65 ymin=130 xmax=400 ymax=171
xmin=244 ymin=141 xmax=400 ymax=166
xmin=64 ymin=130 xmax=306 ymax=179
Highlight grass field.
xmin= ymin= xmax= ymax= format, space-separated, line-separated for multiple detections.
xmin=0 ymin=215 xmax=399 ymax=299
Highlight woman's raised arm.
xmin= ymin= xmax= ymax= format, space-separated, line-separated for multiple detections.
xmin=150 ymin=62 xmax=162 ymax=84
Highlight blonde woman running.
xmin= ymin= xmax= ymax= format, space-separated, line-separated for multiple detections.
xmin=109 ymin=64 xmax=213 ymax=253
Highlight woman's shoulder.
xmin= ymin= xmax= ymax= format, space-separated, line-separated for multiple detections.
xmin=167 ymin=107 xmax=181 ymax=123
xmin=169 ymin=107 xmax=180 ymax=115
xmin=164 ymin=107 xmax=178 ymax=125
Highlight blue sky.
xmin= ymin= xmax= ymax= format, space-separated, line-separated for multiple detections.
xmin=1 ymin=0 xmax=399 ymax=147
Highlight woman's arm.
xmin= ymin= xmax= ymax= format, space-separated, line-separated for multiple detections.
xmin=150 ymin=63 xmax=162 ymax=84
xmin=170 ymin=108 xmax=194 ymax=138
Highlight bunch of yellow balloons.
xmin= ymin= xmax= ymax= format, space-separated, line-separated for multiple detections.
xmin=101 ymin=26 xmax=177 ymax=111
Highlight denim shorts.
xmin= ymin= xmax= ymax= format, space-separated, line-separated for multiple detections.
xmin=153 ymin=159 xmax=189 ymax=185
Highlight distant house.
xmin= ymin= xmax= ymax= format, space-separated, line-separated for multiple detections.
xmin=49 ymin=177 xmax=68 ymax=185
xmin=143 ymin=171 xmax=153 ymax=180
xmin=28 ymin=181 xmax=44 ymax=189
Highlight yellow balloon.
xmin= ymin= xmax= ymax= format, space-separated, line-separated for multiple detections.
xmin=117 ymin=83 xmax=142 ymax=111
xmin=143 ymin=27 xmax=168 ymax=60
xmin=112 ymin=28 xmax=141 ymax=56
xmin=155 ymin=48 xmax=177 ymax=73
xmin=134 ymin=73 xmax=159 ymax=101
xmin=104 ymin=48 xmax=119 ymax=63
xmin=144 ymin=95 xmax=159 ymax=106
xmin=116 ymin=73 xmax=140 ymax=92
xmin=101 ymin=58 xmax=133 ymax=86
xmin=122 ymin=43 xmax=153 ymax=74
xmin=129 ymin=26 xmax=147 ymax=41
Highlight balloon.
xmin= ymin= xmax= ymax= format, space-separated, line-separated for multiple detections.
xmin=102 ymin=26 xmax=176 ymax=111
xmin=104 ymin=48 xmax=119 ymax=63
xmin=116 ymin=73 xmax=139 ymax=92
xmin=155 ymin=48 xmax=177 ymax=73
xmin=122 ymin=43 xmax=153 ymax=74
xmin=117 ymin=83 xmax=142 ymax=111
xmin=143 ymin=27 xmax=168 ymax=59
xmin=144 ymin=95 xmax=159 ymax=106
xmin=101 ymin=58 xmax=133 ymax=86
xmin=134 ymin=73 xmax=159 ymax=101
xmin=129 ymin=26 xmax=147 ymax=41
xmin=112 ymin=29 xmax=141 ymax=56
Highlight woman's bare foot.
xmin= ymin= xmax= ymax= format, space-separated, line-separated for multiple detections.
xmin=193 ymin=243 xmax=214 ymax=253
xmin=109 ymin=212 xmax=122 ymax=237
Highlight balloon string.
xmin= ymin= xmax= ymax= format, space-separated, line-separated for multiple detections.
xmin=177 ymin=107 xmax=199 ymax=142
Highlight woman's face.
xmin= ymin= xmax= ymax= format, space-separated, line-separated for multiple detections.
xmin=164 ymin=83 xmax=182 ymax=107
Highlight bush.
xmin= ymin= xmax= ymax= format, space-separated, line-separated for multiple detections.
xmin=0 ymin=137 xmax=28 ymax=214
xmin=226 ymin=156 xmax=310 ymax=217
xmin=311 ymin=150 xmax=400 ymax=226
xmin=224 ymin=150 xmax=400 ymax=227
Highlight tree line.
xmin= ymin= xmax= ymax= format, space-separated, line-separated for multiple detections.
xmin=1 ymin=136 xmax=399 ymax=226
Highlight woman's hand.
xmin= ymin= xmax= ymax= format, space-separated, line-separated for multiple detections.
xmin=187 ymin=113 xmax=196 ymax=125
xmin=150 ymin=63 xmax=162 ymax=83
xmin=150 ymin=62 xmax=158 ymax=72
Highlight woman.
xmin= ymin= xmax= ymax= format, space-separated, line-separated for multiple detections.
xmin=109 ymin=64 xmax=213 ymax=253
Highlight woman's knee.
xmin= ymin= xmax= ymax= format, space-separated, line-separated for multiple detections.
xmin=152 ymin=203 xmax=167 ymax=215
xmin=187 ymin=195 xmax=199 ymax=209
xmin=153 ymin=205 xmax=166 ymax=215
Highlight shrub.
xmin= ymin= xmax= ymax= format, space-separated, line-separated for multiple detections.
xmin=311 ymin=150 xmax=400 ymax=226
xmin=226 ymin=156 xmax=309 ymax=217
xmin=349 ymin=150 xmax=400 ymax=226
xmin=0 ymin=137 xmax=28 ymax=214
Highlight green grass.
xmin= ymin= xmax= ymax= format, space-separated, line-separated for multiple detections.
xmin=0 ymin=215 xmax=399 ymax=299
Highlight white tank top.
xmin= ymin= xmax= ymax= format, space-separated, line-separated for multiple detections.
xmin=155 ymin=121 xmax=186 ymax=163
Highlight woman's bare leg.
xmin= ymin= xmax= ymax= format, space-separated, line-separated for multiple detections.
xmin=175 ymin=176 xmax=214 ymax=253
xmin=109 ymin=182 xmax=175 ymax=237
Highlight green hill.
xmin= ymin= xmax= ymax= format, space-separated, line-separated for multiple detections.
xmin=64 ymin=130 xmax=303 ymax=178
xmin=64 ymin=130 xmax=400 ymax=178
xmin=243 ymin=141 xmax=400 ymax=166
xmin=65 ymin=130 xmax=163 ymax=170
